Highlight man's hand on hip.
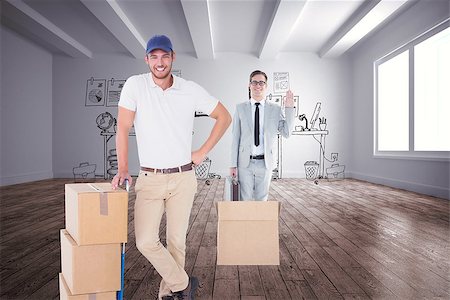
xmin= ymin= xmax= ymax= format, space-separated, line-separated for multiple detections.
xmin=191 ymin=150 xmax=207 ymax=166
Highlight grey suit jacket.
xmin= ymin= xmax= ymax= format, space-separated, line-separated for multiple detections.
xmin=231 ymin=101 xmax=295 ymax=169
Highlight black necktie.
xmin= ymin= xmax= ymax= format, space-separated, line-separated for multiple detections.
xmin=254 ymin=103 xmax=260 ymax=146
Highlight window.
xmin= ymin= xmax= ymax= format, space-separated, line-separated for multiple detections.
xmin=414 ymin=27 xmax=450 ymax=151
xmin=375 ymin=20 xmax=450 ymax=159
xmin=377 ymin=51 xmax=409 ymax=151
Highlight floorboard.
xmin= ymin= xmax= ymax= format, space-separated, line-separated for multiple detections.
xmin=0 ymin=178 xmax=448 ymax=299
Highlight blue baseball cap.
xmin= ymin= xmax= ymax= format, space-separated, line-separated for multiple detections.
xmin=146 ymin=35 xmax=173 ymax=54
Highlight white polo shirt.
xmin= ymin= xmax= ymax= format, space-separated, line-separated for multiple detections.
xmin=119 ymin=73 xmax=218 ymax=168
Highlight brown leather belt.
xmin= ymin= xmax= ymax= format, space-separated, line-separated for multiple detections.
xmin=141 ymin=162 xmax=194 ymax=174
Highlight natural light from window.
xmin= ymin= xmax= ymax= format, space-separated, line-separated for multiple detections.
xmin=414 ymin=27 xmax=450 ymax=151
xmin=377 ymin=51 xmax=409 ymax=151
xmin=375 ymin=20 xmax=450 ymax=159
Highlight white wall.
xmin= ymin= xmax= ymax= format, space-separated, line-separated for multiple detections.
xmin=1 ymin=26 xmax=53 ymax=185
xmin=52 ymin=53 xmax=351 ymax=179
xmin=349 ymin=0 xmax=450 ymax=199
xmin=2 ymin=1 xmax=448 ymax=200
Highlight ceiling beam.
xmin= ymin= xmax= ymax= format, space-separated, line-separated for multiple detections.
xmin=81 ymin=0 xmax=146 ymax=59
xmin=258 ymin=0 xmax=307 ymax=59
xmin=4 ymin=0 xmax=92 ymax=58
xmin=181 ymin=0 xmax=214 ymax=59
xmin=319 ymin=0 xmax=409 ymax=58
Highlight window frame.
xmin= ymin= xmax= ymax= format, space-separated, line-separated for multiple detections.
xmin=374 ymin=18 xmax=450 ymax=161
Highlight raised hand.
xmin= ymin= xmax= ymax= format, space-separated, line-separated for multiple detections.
xmin=284 ymin=90 xmax=294 ymax=108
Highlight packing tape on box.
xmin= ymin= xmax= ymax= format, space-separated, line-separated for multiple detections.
xmin=88 ymin=184 xmax=109 ymax=216
xmin=99 ymin=192 xmax=108 ymax=216
xmin=88 ymin=294 xmax=97 ymax=300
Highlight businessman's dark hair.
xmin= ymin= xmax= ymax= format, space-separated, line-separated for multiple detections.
xmin=248 ymin=70 xmax=268 ymax=99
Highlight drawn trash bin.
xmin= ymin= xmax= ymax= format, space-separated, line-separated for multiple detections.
xmin=304 ymin=161 xmax=319 ymax=181
xmin=195 ymin=157 xmax=212 ymax=185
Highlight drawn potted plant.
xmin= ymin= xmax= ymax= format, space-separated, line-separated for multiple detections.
xmin=319 ymin=117 xmax=327 ymax=130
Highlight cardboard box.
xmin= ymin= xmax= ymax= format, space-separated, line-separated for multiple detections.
xmin=217 ymin=201 xmax=280 ymax=265
xmin=60 ymin=229 xmax=121 ymax=295
xmin=65 ymin=183 xmax=128 ymax=245
xmin=59 ymin=273 xmax=116 ymax=300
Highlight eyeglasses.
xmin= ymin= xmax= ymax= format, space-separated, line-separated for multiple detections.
xmin=250 ymin=80 xmax=266 ymax=86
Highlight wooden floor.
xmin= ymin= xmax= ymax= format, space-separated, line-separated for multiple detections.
xmin=0 ymin=178 xmax=449 ymax=299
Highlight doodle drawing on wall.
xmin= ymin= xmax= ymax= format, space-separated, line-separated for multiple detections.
xmin=96 ymin=112 xmax=118 ymax=179
xmin=266 ymin=94 xmax=299 ymax=116
xmin=273 ymin=72 xmax=290 ymax=94
xmin=96 ymin=111 xmax=115 ymax=132
xmin=106 ymin=78 xmax=125 ymax=107
xmin=106 ymin=148 xmax=118 ymax=178
xmin=194 ymin=110 xmax=208 ymax=117
xmin=292 ymin=101 xmax=346 ymax=183
xmin=194 ymin=157 xmax=221 ymax=185
xmin=172 ymin=69 xmax=182 ymax=77
xmin=297 ymin=102 xmax=322 ymax=131
xmin=95 ymin=111 xmax=138 ymax=179
xmin=85 ymin=77 xmax=106 ymax=106
xmin=73 ymin=162 xmax=96 ymax=180
xmin=266 ymin=94 xmax=282 ymax=104
xmin=326 ymin=152 xmax=345 ymax=181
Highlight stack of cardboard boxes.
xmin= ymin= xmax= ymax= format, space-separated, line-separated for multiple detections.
xmin=59 ymin=183 xmax=128 ymax=299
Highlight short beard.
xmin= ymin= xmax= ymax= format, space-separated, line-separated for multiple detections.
xmin=151 ymin=67 xmax=172 ymax=80
xmin=150 ymin=69 xmax=172 ymax=79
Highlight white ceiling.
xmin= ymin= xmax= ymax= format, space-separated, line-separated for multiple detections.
xmin=1 ymin=0 xmax=417 ymax=59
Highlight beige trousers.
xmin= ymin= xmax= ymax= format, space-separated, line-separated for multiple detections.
xmin=134 ymin=169 xmax=197 ymax=299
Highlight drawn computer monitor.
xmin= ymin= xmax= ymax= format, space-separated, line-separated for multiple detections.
xmin=310 ymin=102 xmax=321 ymax=130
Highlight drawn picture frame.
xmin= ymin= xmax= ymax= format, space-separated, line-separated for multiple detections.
xmin=106 ymin=78 xmax=125 ymax=107
xmin=273 ymin=72 xmax=290 ymax=94
xmin=85 ymin=78 xmax=106 ymax=106
xmin=266 ymin=94 xmax=283 ymax=104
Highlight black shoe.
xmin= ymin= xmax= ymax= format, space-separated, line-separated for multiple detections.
xmin=161 ymin=295 xmax=174 ymax=300
xmin=172 ymin=277 xmax=199 ymax=300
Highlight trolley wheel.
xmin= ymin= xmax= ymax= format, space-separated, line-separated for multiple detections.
xmin=206 ymin=180 xmax=211 ymax=185
xmin=314 ymin=179 xmax=319 ymax=185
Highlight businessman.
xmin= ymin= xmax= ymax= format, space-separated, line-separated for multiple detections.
xmin=230 ymin=70 xmax=295 ymax=201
